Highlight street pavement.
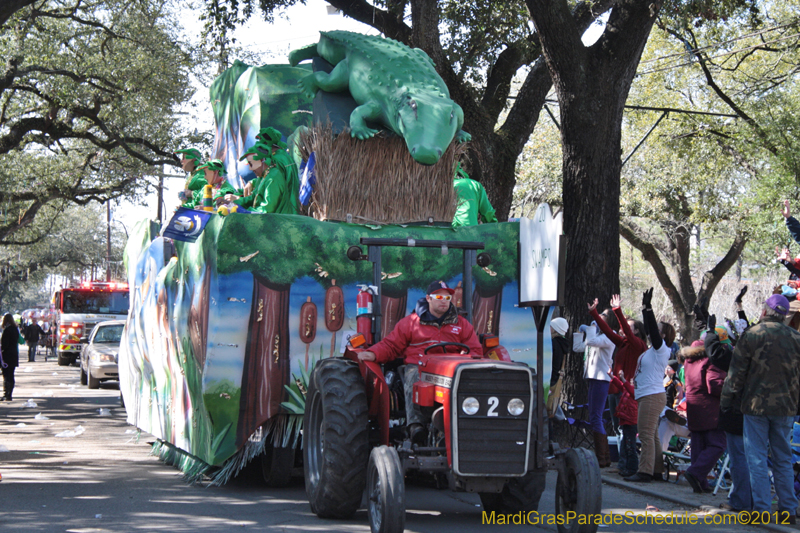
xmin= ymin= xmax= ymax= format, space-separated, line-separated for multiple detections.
xmin=0 ymin=359 xmax=790 ymax=532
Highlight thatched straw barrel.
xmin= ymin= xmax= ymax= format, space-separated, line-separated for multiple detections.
xmin=298 ymin=124 xmax=464 ymax=225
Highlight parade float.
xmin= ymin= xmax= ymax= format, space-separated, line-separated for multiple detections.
xmin=121 ymin=30 xmax=600 ymax=533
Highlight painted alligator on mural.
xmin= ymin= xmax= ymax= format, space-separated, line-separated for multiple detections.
xmin=289 ymin=30 xmax=471 ymax=165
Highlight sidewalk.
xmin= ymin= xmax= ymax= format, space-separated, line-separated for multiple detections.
xmin=600 ymin=466 xmax=798 ymax=532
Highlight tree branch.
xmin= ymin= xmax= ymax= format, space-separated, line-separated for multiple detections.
xmin=0 ymin=0 xmax=37 ymax=28
xmin=498 ymin=0 xmax=615 ymax=148
xmin=326 ymin=0 xmax=411 ymax=42
xmin=525 ymin=0 xmax=587 ymax=83
xmin=696 ymin=232 xmax=748 ymax=303
xmin=620 ymin=217 xmax=684 ymax=312
xmin=664 ymin=26 xmax=780 ymax=156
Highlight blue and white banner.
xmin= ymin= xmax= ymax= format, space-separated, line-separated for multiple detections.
xmin=162 ymin=207 xmax=213 ymax=243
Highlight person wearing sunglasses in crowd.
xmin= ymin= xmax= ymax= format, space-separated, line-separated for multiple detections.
xmin=359 ymin=281 xmax=483 ymax=444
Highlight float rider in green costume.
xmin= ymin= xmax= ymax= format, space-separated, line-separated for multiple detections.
xmin=452 ymin=163 xmax=497 ymax=228
xmin=190 ymin=159 xmax=237 ymax=209
xmin=176 ymin=148 xmax=206 ymax=207
xmin=226 ymin=143 xmax=273 ymax=209
xmin=246 ymin=127 xmax=300 ymax=215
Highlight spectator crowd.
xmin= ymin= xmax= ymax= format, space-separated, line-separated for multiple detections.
xmin=547 ymin=200 xmax=800 ymax=524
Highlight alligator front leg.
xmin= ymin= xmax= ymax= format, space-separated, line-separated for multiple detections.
xmin=349 ymin=102 xmax=382 ymax=140
xmin=298 ymin=60 xmax=351 ymax=99
xmin=455 ymin=130 xmax=472 ymax=143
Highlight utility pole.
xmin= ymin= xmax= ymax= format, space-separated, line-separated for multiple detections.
xmin=106 ymin=201 xmax=112 ymax=281
xmin=157 ymin=171 xmax=164 ymax=223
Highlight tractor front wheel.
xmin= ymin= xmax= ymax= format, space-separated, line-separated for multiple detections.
xmin=304 ymin=358 xmax=369 ymax=518
xmin=367 ymin=445 xmax=405 ymax=533
xmin=555 ymin=447 xmax=602 ymax=533
xmin=479 ymin=471 xmax=546 ymax=513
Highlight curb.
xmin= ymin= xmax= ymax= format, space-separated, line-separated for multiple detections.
xmin=601 ymin=475 xmax=796 ymax=532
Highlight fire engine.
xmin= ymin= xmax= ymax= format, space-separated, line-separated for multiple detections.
xmin=52 ymin=281 xmax=129 ymax=366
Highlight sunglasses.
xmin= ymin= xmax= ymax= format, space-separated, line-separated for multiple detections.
xmin=429 ymin=294 xmax=452 ymax=301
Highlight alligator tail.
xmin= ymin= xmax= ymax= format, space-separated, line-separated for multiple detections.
xmin=288 ymin=43 xmax=319 ymax=66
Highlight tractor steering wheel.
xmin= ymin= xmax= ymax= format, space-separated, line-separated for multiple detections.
xmin=423 ymin=342 xmax=471 ymax=355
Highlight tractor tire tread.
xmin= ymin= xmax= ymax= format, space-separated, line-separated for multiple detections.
xmin=304 ymin=358 xmax=369 ymax=519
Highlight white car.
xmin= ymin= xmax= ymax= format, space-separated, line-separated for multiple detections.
xmin=80 ymin=320 xmax=123 ymax=389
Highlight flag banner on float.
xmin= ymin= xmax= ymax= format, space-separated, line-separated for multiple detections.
xmin=162 ymin=207 xmax=213 ymax=243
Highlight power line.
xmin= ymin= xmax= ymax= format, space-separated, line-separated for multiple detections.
xmin=637 ymin=31 xmax=800 ymax=76
xmin=638 ymin=19 xmax=798 ymax=66
xmin=510 ymin=97 xmax=742 ymax=118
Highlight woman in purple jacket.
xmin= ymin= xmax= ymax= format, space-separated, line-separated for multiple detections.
xmin=682 ymin=344 xmax=728 ymax=493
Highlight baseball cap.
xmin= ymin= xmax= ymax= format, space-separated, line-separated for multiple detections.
xmin=197 ymin=159 xmax=227 ymax=176
xmin=766 ymin=294 xmax=790 ymax=316
xmin=426 ymin=281 xmax=455 ymax=295
xmin=176 ymin=148 xmax=202 ymax=161
xmin=714 ymin=326 xmax=731 ymax=344
xmin=550 ymin=317 xmax=568 ymax=336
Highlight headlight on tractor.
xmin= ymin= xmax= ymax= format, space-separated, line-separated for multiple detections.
xmin=507 ymin=398 xmax=525 ymax=416
xmin=462 ymin=397 xmax=480 ymax=415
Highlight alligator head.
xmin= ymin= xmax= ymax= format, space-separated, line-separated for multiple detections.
xmin=395 ymin=93 xmax=466 ymax=166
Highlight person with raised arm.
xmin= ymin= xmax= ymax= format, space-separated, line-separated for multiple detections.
xmin=624 ymin=288 xmax=676 ymax=483
xmin=590 ymin=294 xmax=647 ymax=476
xmin=580 ymin=298 xmax=617 ymax=467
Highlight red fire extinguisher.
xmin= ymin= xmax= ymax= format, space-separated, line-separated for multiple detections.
xmin=356 ymin=285 xmax=374 ymax=346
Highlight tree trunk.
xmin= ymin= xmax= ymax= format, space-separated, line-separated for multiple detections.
xmin=380 ymin=289 xmax=408 ymax=340
xmin=559 ymin=91 xmax=624 ymax=403
xmin=236 ymin=274 xmax=291 ymax=447
xmin=189 ymin=265 xmax=211 ymax=369
xmin=472 ymin=285 xmax=502 ymax=336
xmin=526 ymin=0 xmax=664 ymax=402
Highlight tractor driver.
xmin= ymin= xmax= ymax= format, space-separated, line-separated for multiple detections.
xmin=358 ymin=281 xmax=483 ymax=444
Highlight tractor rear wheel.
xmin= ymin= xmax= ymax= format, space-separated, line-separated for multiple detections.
xmin=479 ymin=471 xmax=546 ymax=513
xmin=555 ymin=447 xmax=602 ymax=533
xmin=261 ymin=444 xmax=294 ymax=488
xmin=367 ymin=445 xmax=405 ymax=533
xmin=304 ymin=358 xmax=369 ymax=518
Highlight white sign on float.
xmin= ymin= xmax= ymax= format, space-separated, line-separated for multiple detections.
xmin=519 ymin=203 xmax=564 ymax=306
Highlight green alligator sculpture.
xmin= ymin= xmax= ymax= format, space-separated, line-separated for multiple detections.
xmin=289 ymin=31 xmax=471 ymax=165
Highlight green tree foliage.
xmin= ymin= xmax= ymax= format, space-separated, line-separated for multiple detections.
xmin=215 ymin=214 xmax=517 ymax=294
xmin=614 ymin=1 xmax=799 ymax=340
xmin=0 ymin=0 xmax=197 ymax=241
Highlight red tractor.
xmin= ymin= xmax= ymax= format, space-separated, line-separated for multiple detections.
xmin=302 ymin=238 xmax=601 ymax=533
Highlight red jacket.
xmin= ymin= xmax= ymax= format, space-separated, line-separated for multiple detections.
xmin=610 ymin=375 xmax=638 ymax=426
xmin=590 ymin=307 xmax=647 ymax=394
xmin=683 ymin=346 xmax=727 ymax=432
xmin=369 ymin=299 xmax=483 ymax=363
